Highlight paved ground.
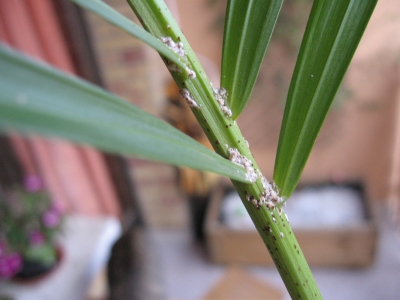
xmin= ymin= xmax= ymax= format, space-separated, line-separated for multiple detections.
xmin=142 ymin=205 xmax=400 ymax=300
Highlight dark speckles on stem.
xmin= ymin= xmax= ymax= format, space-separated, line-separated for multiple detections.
xmin=215 ymin=140 xmax=219 ymax=144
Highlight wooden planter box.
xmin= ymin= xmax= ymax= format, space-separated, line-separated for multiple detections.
xmin=205 ymin=183 xmax=378 ymax=267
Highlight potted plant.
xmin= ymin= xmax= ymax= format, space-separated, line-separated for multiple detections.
xmin=0 ymin=176 xmax=64 ymax=281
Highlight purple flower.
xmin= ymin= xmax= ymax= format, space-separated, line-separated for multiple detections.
xmin=0 ymin=252 xmax=22 ymax=279
xmin=42 ymin=210 xmax=61 ymax=228
xmin=24 ymin=175 xmax=43 ymax=192
xmin=50 ymin=200 xmax=65 ymax=214
xmin=0 ymin=257 xmax=13 ymax=279
xmin=7 ymin=253 xmax=22 ymax=271
xmin=29 ymin=230 xmax=45 ymax=246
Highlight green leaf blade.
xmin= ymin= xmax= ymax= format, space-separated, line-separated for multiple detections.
xmin=0 ymin=44 xmax=250 ymax=183
xmin=274 ymin=0 xmax=378 ymax=197
xmin=70 ymin=0 xmax=188 ymax=79
xmin=221 ymin=0 xmax=283 ymax=119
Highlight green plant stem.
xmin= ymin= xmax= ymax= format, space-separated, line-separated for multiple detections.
xmin=128 ymin=0 xmax=322 ymax=298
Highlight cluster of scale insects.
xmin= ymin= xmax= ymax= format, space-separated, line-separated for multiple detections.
xmin=160 ymin=36 xmax=196 ymax=79
xmin=212 ymin=85 xmax=232 ymax=117
xmin=227 ymin=147 xmax=284 ymax=210
xmin=161 ymin=36 xmax=284 ymax=212
xmin=228 ymin=147 xmax=258 ymax=182
xmin=161 ymin=36 xmax=236 ymax=120
xmin=180 ymin=88 xmax=200 ymax=109
xmin=246 ymin=175 xmax=284 ymax=211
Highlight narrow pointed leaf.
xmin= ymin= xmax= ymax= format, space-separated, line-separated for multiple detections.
xmin=274 ymin=0 xmax=377 ymax=197
xmin=221 ymin=0 xmax=283 ymax=119
xmin=0 ymin=45 xmax=250 ymax=183
xmin=70 ymin=0 xmax=188 ymax=79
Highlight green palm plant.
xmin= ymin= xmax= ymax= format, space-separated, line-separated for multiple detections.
xmin=0 ymin=0 xmax=377 ymax=298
